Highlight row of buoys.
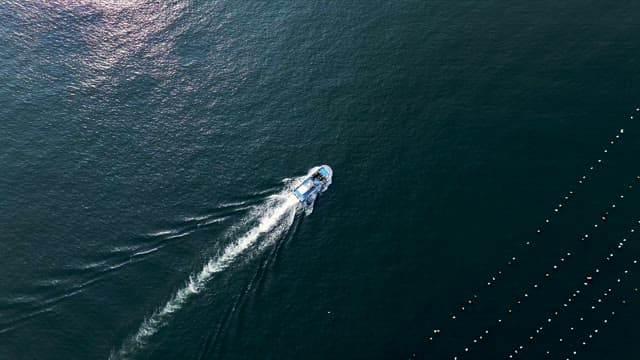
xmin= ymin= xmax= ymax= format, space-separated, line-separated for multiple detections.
xmin=473 ymin=132 xmax=626 ymax=319
xmin=437 ymin=178 xmax=637 ymax=347
xmin=535 ymin=127 xmax=624 ymax=235
xmin=423 ymin=109 xmax=640 ymax=359
xmin=453 ymin=215 xmax=640 ymax=359
xmin=558 ymin=288 xmax=638 ymax=360
xmin=462 ymin=225 xmax=637 ymax=360
xmin=464 ymin=126 xmax=628 ymax=312
xmin=501 ymin=235 xmax=638 ymax=359
xmin=540 ymin=112 xmax=638 ymax=360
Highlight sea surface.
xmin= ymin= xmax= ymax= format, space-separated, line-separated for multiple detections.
xmin=1 ymin=1 xmax=640 ymax=359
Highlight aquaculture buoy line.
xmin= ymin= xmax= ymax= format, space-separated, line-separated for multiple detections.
xmin=557 ymin=284 xmax=638 ymax=360
xmin=527 ymin=260 xmax=638 ymax=360
xmin=450 ymin=216 xmax=639 ymax=360
xmin=533 ymin=127 xmax=626 ymax=237
xmin=421 ymin=109 xmax=640 ymax=358
xmin=443 ymin=127 xmax=628 ymax=317
xmin=507 ymin=266 xmax=637 ymax=360
xmin=548 ymin=278 xmax=638 ymax=360
xmin=499 ymin=228 xmax=639 ymax=359
xmin=428 ymin=175 xmax=639 ymax=348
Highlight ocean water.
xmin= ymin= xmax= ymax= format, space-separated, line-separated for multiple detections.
xmin=1 ymin=1 xmax=640 ymax=359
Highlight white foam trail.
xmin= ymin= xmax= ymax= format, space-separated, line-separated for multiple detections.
xmin=164 ymin=230 xmax=194 ymax=240
xmin=146 ymin=229 xmax=176 ymax=237
xmin=110 ymin=193 xmax=300 ymax=360
xmin=131 ymin=247 xmax=161 ymax=258
xmin=181 ymin=214 xmax=211 ymax=221
xmin=200 ymin=217 xmax=228 ymax=227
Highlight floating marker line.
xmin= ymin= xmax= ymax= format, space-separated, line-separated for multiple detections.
xmin=451 ymin=223 xmax=638 ymax=360
xmin=502 ymin=249 xmax=638 ymax=359
xmin=419 ymin=110 xmax=640 ymax=359
xmin=430 ymin=175 xmax=639 ymax=348
xmin=538 ymin=267 xmax=637 ymax=360
xmin=559 ymin=283 xmax=638 ymax=359
xmin=436 ymin=126 xmax=631 ymax=327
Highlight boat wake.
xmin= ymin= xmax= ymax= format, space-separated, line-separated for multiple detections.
xmin=109 ymin=185 xmax=305 ymax=359
xmin=0 ymin=204 xmax=241 ymax=336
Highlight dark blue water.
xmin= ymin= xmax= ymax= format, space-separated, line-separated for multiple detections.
xmin=1 ymin=1 xmax=639 ymax=359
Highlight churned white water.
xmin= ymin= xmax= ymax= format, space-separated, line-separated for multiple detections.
xmin=110 ymin=191 xmax=301 ymax=359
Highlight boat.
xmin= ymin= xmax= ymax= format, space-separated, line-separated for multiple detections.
xmin=293 ymin=165 xmax=333 ymax=204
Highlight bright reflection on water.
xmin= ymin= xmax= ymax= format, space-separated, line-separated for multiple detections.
xmin=9 ymin=0 xmax=188 ymax=89
xmin=69 ymin=1 xmax=187 ymax=87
